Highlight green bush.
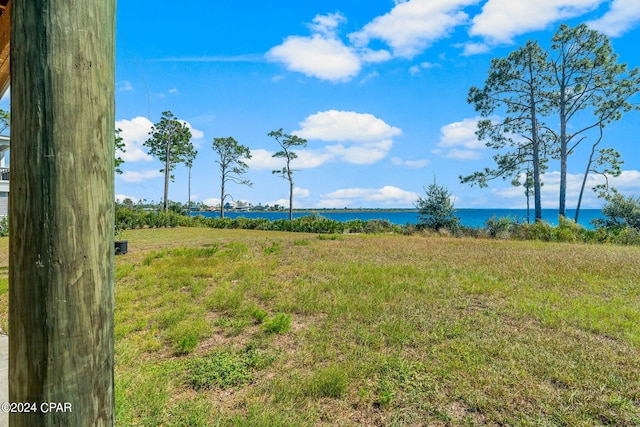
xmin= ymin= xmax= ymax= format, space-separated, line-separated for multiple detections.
xmin=0 ymin=216 xmax=8 ymax=237
xmin=415 ymin=180 xmax=460 ymax=232
xmin=593 ymin=192 xmax=640 ymax=230
xmin=263 ymin=313 xmax=292 ymax=334
xmin=486 ymin=215 xmax=514 ymax=239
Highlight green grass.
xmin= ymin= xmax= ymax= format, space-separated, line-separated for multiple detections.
xmin=1 ymin=227 xmax=639 ymax=425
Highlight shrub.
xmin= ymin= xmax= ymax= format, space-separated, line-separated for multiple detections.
xmin=364 ymin=219 xmax=394 ymax=234
xmin=550 ymin=216 xmax=584 ymax=243
xmin=415 ymin=180 xmax=460 ymax=231
xmin=592 ymin=192 xmax=640 ymax=231
xmin=0 ymin=216 xmax=7 ymax=237
xmin=486 ymin=215 xmax=514 ymax=239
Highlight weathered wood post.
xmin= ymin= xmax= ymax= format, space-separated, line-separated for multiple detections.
xmin=9 ymin=1 xmax=116 ymax=425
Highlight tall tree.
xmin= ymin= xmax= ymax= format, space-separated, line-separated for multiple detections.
xmin=269 ymin=128 xmax=307 ymax=221
xmin=115 ymin=127 xmax=125 ymax=174
xmin=461 ymin=41 xmax=551 ymax=221
xmin=212 ymin=136 xmax=252 ymax=218
xmin=185 ymin=146 xmax=198 ymax=213
xmin=549 ymin=23 xmax=640 ymax=218
xmin=144 ymin=111 xmax=194 ymax=211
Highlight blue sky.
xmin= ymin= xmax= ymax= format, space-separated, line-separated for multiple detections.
xmin=19 ymin=0 xmax=640 ymax=209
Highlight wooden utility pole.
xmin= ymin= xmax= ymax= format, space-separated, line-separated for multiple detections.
xmin=9 ymin=1 xmax=116 ymax=426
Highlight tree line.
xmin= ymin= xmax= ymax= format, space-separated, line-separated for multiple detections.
xmin=134 ymin=111 xmax=306 ymax=220
xmin=460 ymin=24 xmax=640 ymax=223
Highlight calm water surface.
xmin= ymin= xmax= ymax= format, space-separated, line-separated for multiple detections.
xmin=192 ymin=209 xmax=604 ymax=229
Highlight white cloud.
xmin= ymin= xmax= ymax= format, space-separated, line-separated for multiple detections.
xmin=438 ymin=118 xmax=484 ymax=149
xmin=588 ymin=0 xmax=640 ymax=36
xmin=115 ymin=194 xmax=139 ymax=203
xmin=245 ymin=149 xmax=284 ymax=171
xmin=292 ymin=110 xmax=402 ymax=165
xmin=359 ymin=48 xmax=393 ymax=63
xmin=460 ymin=42 xmax=491 ymax=56
xmin=293 ymin=187 xmax=311 ymax=198
xmin=267 ymin=35 xmax=361 ymax=82
xmin=116 ymin=116 xmax=205 ymax=163
xmin=406 ymin=159 xmax=431 ymax=168
xmin=115 ymin=116 xmax=154 ymax=162
xmin=266 ymin=13 xmax=361 ymax=82
xmin=119 ymin=169 xmax=163 ymax=183
xmin=391 ymin=157 xmax=431 ymax=168
xmin=349 ymin=0 xmax=479 ymax=58
xmin=409 ymin=61 xmax=438 ymax=75
xmin=117 ymin=80 xmax=134 ymax=92
xmin=433 ymin=148 xmax=483 ymax=160
xmin=293 ymin=150 xmax=335 ymax=168
xmin=324 ymin=141 xmax=393 ymax=165
xmin=433 ymin=117 xmax=488 ymax=161
xmin=202 ymin=197 xmax=222 ymax=207
xmin=179 ymin=120 xmax=205 ymax=143
xmin=308 ymin=12 xmax=346 ymax=37
xmin=249 ymin=111 xmax=402 ymax=171
xmin=319 ymin=185 xmax=420 ymax=208
xmin=294 ymin=110 xmax=402 ymax=142
xmin=469 ymin=0 xmax=603 ymax=44
xmin=359 ymin=71 xmax=381 ymax=85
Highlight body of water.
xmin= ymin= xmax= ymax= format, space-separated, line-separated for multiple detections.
xmin=192 ymin=208 xmax=604 ymax=229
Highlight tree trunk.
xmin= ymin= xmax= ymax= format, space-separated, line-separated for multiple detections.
xmin=289 ymin=178 xmax=294 ymax=221
xmin=559 ymin=84 xmax=568 ymax=218
xmin=287 ymin=165 xmax=294 ymax=221
xmin=575 ymin=126 xmax=603 ymax=223
xmin=188 ymin=165 xmax=192 ymax=213
xmin=164 ymin=139 xmax=171 ymax=211
xmin=10 ymin=1 xmax=115 ymax=426
xmin=220 ymin=176 xmax=225 ymax=219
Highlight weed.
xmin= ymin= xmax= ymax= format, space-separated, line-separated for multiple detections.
xmin=187 ymin=348 xmax=271 ymax=390
xmin=263 ymin=312 xmax=292 ymax=334
xmin=175 ymin=334 xmax=198 ymax=355
xmin=306 ymin=365 xmax=348 ymax=399
xmin=166 ymin=318 xmax=211 ymax=355
xmin=262 ymin=241 xmax=282 ymax=255
xmin=142 ymin=249 xmax=168 ymax=265
xmin=250 ymin=308 xmax=268 ymax=324
xmin=316 ymin=234 xmax=344 ymax=241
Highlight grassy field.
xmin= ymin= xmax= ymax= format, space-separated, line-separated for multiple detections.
xmin=0 ymin=228 xmax=639 ymax=425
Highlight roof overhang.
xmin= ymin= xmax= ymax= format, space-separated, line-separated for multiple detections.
xmin=0 ymin=0 xmax=9 ymax=98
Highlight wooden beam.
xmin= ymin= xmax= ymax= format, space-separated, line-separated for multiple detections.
xmin=0 ymin=0 xmax=9 ymax=96
xmin=9 ymin=1 xmax=116 ymax=425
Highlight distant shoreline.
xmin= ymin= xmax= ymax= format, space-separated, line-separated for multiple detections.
xmin=191 ymin=208 xmax=601 ymax=214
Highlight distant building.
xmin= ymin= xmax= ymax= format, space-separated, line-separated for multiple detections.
xmin=0 ymin=135 xmax=8 ymax=216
